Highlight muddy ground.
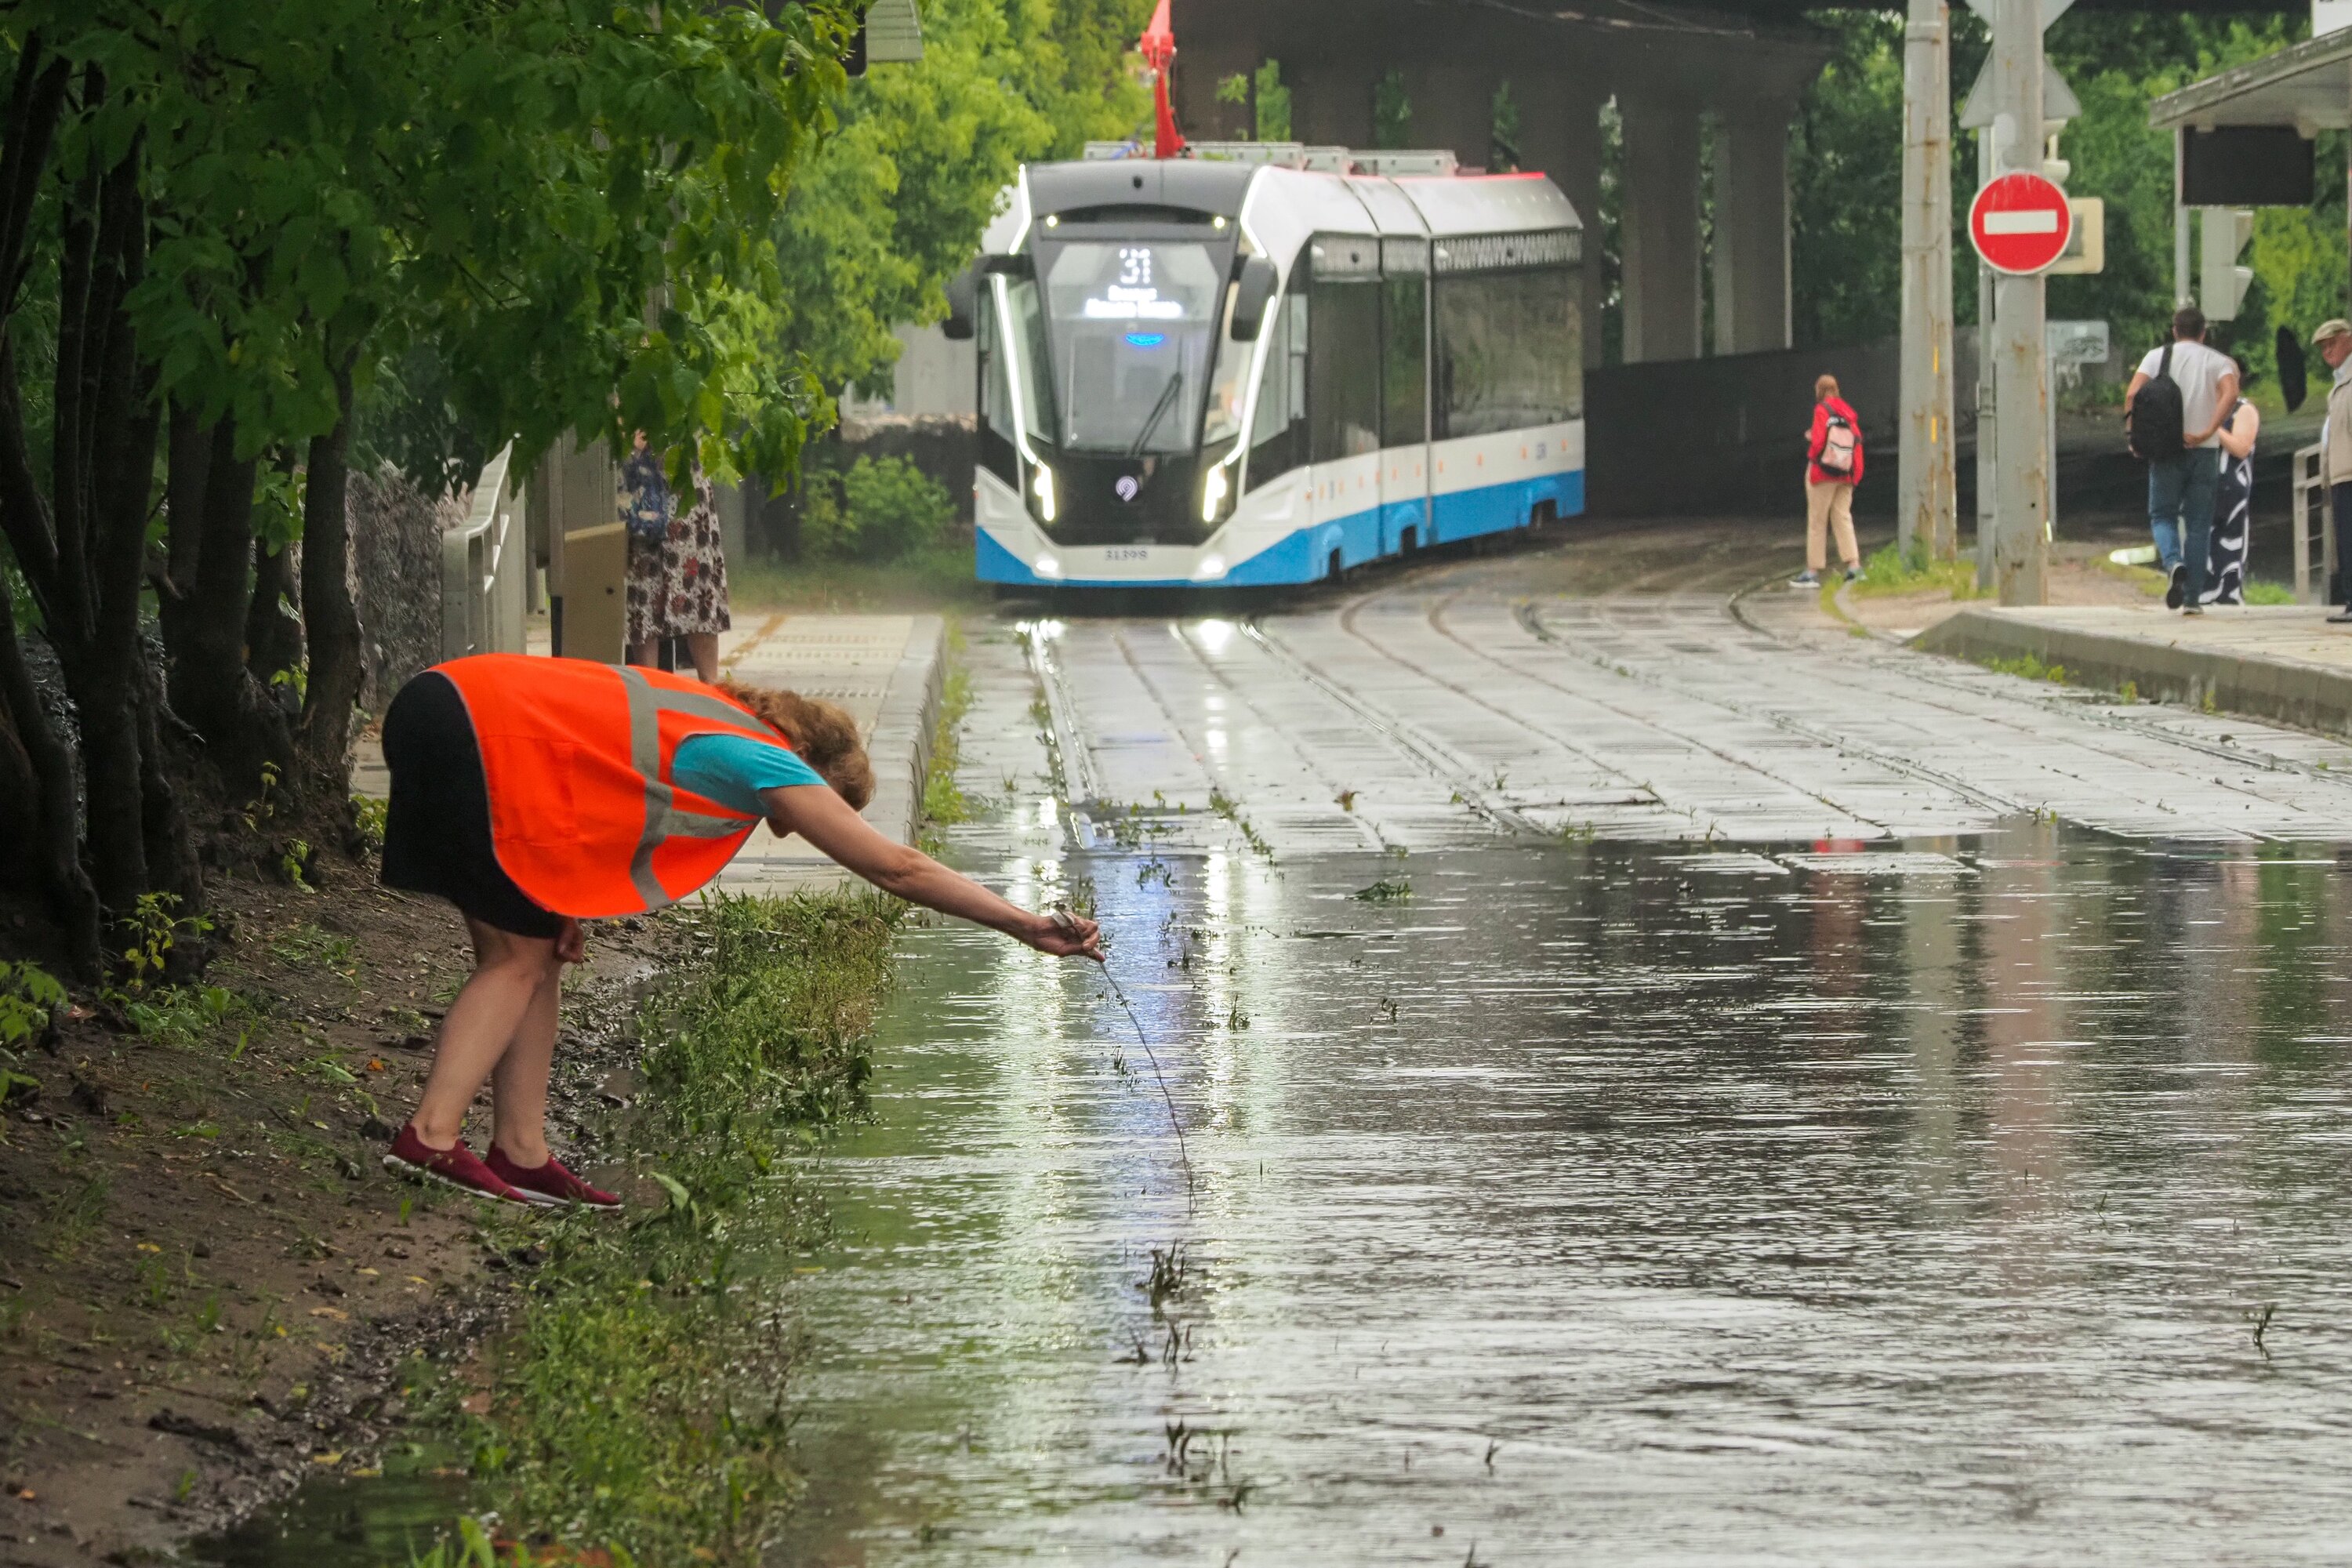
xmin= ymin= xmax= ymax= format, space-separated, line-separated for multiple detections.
xmin=0 ymin=850 xmax=681 ymax=1568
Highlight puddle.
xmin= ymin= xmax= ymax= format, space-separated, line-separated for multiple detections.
xmin=209 ymin=825 xmax=2352 ymax=1562
xmin=773 ymin=826 xmax=2352 ymax=1563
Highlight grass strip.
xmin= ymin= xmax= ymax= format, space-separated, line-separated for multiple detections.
xmin=920 ymin=621 xmax=975 ymax=840
xmin=411 ymin=890 xmax=903 ymax=1567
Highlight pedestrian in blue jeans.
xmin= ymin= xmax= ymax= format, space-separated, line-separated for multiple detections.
xmin=2125 ymin=307 xmax=2240 ymax=615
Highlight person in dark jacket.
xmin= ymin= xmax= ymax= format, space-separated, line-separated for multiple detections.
xmin=1792 ymin=375 xmax=1864 ymax=588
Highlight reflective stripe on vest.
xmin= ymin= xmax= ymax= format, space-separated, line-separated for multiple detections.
xmin=433 ymin=654 xmax=802 ymax=917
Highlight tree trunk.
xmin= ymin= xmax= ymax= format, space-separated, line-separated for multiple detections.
xmin=26 ymin=133 xmax=169 ymax=927
xmin=172 ymin=414 xmax=289 ymax=787
xmin=0 ymin=590 xmax=100 ymax=977
xmin=158 ymin=397 xmax=211 ymax=671
xmin=245 ymin=535 xmax=303 ymax=688
xmin=297 ymin=354 xmax=362 ymax=789
xmin=136 ymin=654 xmax=203 ymax=917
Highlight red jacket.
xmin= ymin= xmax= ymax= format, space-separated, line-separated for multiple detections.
xmin=1806 ymin=397 xmax=1864 ymax=487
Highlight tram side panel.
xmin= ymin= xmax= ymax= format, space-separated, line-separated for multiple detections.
xmin=1426 ymin=253 xmax=1584 ymax=544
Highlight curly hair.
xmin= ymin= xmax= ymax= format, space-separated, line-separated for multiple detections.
xmin=716 ymin=682 xmax=875 ymax=812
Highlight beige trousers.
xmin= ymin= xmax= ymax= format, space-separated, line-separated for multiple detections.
xmin=1806 ymin=479 xmax=1859 ymax=572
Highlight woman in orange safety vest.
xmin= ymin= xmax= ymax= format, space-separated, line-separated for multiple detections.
xmin=374 ymin=652 xmax=1102 ymax=1207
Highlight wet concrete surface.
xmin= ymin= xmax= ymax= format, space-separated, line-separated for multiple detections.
xmin=771 ymin=831 xmax=2352 ymax=1564
xmin=779 ymin=535 xmax=2352 ymax=1561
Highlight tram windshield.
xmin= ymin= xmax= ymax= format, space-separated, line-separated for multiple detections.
xmin=1038 ymin=239 xmax=1239 ymax=456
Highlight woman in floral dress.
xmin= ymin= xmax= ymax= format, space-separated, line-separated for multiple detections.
xmin=619 ymin=431 xmax=731 ymax=682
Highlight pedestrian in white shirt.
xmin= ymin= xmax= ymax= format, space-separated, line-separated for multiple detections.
xmin=2124 ymin=306 xmax=2239 ymax=615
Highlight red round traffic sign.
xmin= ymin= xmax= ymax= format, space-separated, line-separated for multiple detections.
xmin=1969 ymin=171 xmax=2073 ymax=275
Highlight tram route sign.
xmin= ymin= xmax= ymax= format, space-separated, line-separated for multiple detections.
xmin=1969 ymin=171 xmax=2073 ymax=276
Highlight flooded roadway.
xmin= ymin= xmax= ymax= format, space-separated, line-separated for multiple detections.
xmin=777 ymin=532 xmax=2352 ymax=1563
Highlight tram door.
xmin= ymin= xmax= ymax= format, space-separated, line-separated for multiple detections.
xmin=1379 ymin=238 xmax=1430 ymax=554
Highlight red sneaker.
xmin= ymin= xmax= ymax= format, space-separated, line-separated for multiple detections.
xmin=486 ymin=1146 xmax=621 ymax=1210
xmin=382 ymin=1123 xmax=533 ymax=1206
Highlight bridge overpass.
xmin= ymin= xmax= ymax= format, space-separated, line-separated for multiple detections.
xmin=1167 ymin=0 xmax=2294 ymax=370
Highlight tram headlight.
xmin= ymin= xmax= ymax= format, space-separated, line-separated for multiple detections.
xmin=1200 ymin=462 xmax=1230 ymax=524
xmin=1029 ymin=462 xmax=1058 ymax=524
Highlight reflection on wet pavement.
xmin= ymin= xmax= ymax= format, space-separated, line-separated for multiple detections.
xmin=777 ymin=831 xmax=2352 ymax=1563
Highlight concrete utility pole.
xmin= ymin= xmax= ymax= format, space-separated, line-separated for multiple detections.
xmin=1987 ymin=0 xmax=2049 ymax=605
xmin=1974 ymin=126 xmax=1997 ymax=591
xmin=1898 ymin=0 xmax=1956 ymax=564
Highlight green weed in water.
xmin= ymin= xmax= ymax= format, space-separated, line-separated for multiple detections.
xmin=1352 ymin=877 xmax=1412 ymax=903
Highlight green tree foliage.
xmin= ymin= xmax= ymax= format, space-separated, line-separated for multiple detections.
xmin=1254 ymin=62 xmax=1293 ymax=143
xmin=772 ymin=0 xmax=1146 ymax=399
xmin=1789 ymin=6 xmax=2345 ymax=391
xmin=0 ymin=0 xmax=853 ymax=977
xmin=1789 ymin=11 xmax=1908 ymax=348
xmin=802 ymin=454 xmax=957 ymax=560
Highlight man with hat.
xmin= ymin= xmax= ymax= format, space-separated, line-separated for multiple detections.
xmin=2318 ymin=320 xmax=2352 ymax=623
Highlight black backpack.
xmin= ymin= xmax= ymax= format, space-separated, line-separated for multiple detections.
xmin=2127 ymin=343 xmax=2186 ymax=461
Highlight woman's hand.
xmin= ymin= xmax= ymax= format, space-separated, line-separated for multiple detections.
xmin=1026 ymin=910 xmax=1104 ymax=960
xmin=764 ymin=782 xmax=1105 ymax=960
xmin=555 ymin=917 xmax=586 ymax=965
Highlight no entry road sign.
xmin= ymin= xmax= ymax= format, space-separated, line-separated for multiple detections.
xmin=1969 ymin=171 xmax=2073 ymax=275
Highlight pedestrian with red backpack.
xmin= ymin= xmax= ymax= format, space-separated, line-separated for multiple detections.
xmin=1792 ymin=374 xmax=1864 ymax=588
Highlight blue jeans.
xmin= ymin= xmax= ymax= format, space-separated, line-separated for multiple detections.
xmin=2148 ymin=448 xmax=2222 ymax=603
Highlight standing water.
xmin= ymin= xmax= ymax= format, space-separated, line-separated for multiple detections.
xmin=772 ymin=829 xmax=2352 ymax=1563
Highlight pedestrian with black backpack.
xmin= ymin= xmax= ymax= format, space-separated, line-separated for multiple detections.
xmin=2125 ymin=306 xmax=2239 ymax=616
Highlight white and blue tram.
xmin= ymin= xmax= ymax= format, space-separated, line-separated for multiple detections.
xmin=946 ymin=153 xmax=1584 ymax=590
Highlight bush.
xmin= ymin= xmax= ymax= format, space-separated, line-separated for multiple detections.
xmin=801 ymin=454 xmax=956 ymax=563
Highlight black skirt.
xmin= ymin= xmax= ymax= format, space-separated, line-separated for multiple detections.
xmin=379 ymin=671 xmax=565 ymax=939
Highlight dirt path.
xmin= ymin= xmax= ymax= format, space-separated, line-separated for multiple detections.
xmin=2 ymin=869 xmax=676 ymax=1567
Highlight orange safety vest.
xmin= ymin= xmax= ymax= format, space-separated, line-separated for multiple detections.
xmin=434 ymin=653 xmax=800 ymax=917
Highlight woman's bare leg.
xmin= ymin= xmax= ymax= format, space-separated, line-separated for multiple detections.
xmin=627 ymin=637 xmax=658 ymax=667
xmin=409 ymin=917 xmax=561 ymax=1151
xmin=687 ymin=632 xmax=719 ymax=684
xmin=488 ymin=964 xmax=563 ymax=1167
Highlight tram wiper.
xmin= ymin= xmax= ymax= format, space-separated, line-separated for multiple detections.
xmin=1127 ymin=372 xmax=1183 ymax=459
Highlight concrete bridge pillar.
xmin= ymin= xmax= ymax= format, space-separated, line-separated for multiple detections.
xmin=1403 ymin=62 xmax=1494 ymax=167
xmin=1290 ymin=57 xmax=1376 ymax=147
xmin=1711 ymin=100 xmax=1794 ymax=355
xmin=1619 ymin=93 xmax=1703 ymax=365
xmin=1513 ymin=81 xmax=1604 ymax=366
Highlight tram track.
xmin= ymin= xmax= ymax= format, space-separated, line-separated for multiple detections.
xmin=1001 ymin=523 xmax=2352 ymax=855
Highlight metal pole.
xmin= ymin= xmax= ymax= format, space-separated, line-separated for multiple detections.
xmin=1975 ymin=126 xmax=1997 ymax=590
xmin=1899 ymin=0 xmax=1958 ymax=563
xmin=2173 ymin=128 xmax=2193 ymax=307
xmin=1990 ymin=0 xmax=2048 ymax=605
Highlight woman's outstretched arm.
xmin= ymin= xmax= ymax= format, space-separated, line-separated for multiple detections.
xmin=760 ymin=783 xmax=1102 ymax=958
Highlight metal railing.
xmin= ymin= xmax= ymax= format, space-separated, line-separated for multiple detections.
xmin=441 ymin=441 xmax=528 ymax=660
xmin=2294 ymin=441 xmax=2329 ymax=604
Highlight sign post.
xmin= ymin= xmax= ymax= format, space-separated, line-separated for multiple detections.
xmin=1976 ymin=0 xmax=2056 ymax=605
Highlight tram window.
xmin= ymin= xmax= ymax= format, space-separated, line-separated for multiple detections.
xmin=1308 ymin=276 xmax=1381 ymax=463
xmin=1202 ymin=281 xmax=1253 ymax=450
xmin=1433 ymin=265 xmax=1581 ymax=439
xmin=1381 ymin=273 xmax=1427 ymax=449
xmin=981 ymin=277 xmax=1057 ymax=448
xmin=1247 ymin=276 xmax=1309 ymax=482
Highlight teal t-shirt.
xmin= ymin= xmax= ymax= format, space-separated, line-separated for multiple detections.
xmin=671 ymin=731 xmax=826 ymax=817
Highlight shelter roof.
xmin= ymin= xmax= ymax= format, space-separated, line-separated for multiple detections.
xmin=2147 ymin=27 xmax=2352 ymax=131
